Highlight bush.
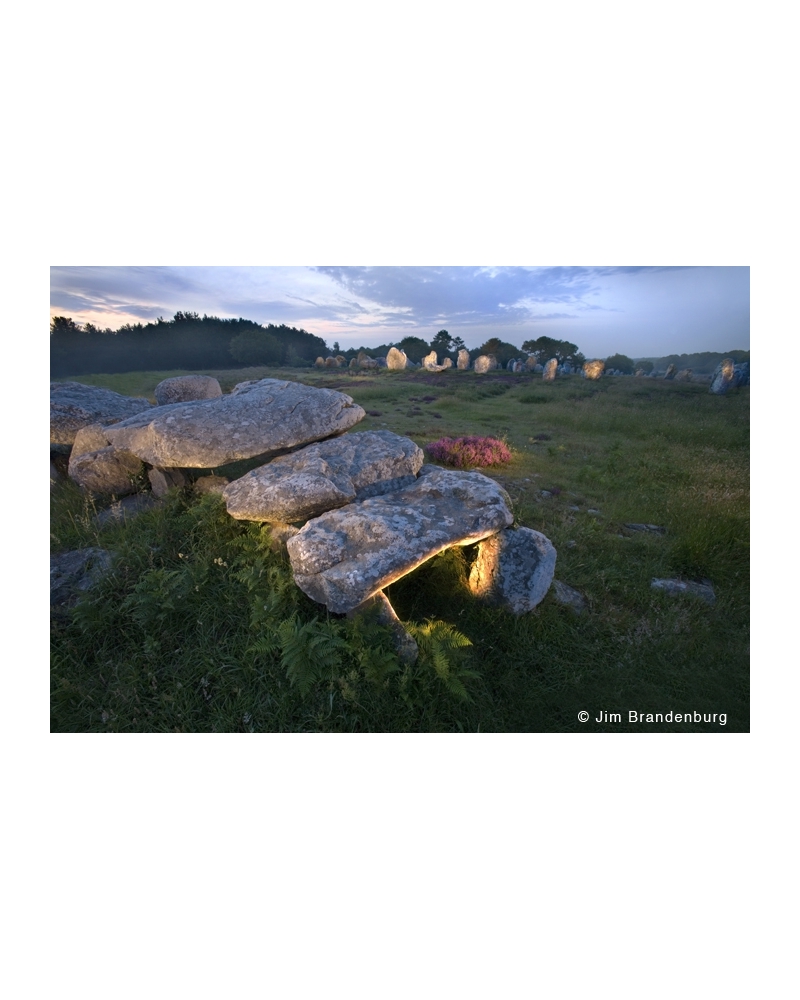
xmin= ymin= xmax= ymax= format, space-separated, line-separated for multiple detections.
xmin=427 ymin=436 xmax=511 ymax=469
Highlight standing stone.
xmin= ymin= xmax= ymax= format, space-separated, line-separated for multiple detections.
xmin=335 ymin=356 xmax=347 ymax=366
xmin=474 ymin=355 xmax=497 ymax=374
xmin=733 ymin=361 xmax=749 ymax=387
xmin=467 ymin=526 xmax=557 ymax=615
xmin=104 ymin=379 xmax=366 ymax=468
xmin=223 ymin=430 xmax=424 ymax=523
xmin=347 ymin=591 xmax=418 ymax=664
xmin=324 ymin=357 xmax=339 ymax=367
xmin=664 ymin=364 xmax=677 ymax=380
xmin=422 ymin=351 xmax=441 ymax=371
xmin=525 ymin=355 xmax=537 ymax=371
xmin=543 ymin=358 xmax=558 ymax=382
xmin=457 ymin=348 xmax=470 ymax=370
xmin=287 ymin=465 xmax=514 ymax=613
xmin=386 ymin=347 xmax=408 ymax=370
xmin=562 ymin=363 xmax=572 ymax=374
xmin=441 ymin=357 xmax=453 ymax=369
xmin=583 ymin=360 xmax=605 ymax=380
xmin=154 ymin=375 xmax=222 ymax=406
xmin=710 ymin=359 xmax=736 ymax=394
xmin=148 ymin=467 xmax=188 ymax=497
xmin=675 ymin=368 xmax=693 ymax=382
xmin=635 ymin=369 xmax=645 ymax=376
xmin=535 ymin=364 xmax=544 ymax=373
xmin=315 ymin=357 xmax=326 ymax=367
xmin=51 ymin=382 xmax=152 ymax=447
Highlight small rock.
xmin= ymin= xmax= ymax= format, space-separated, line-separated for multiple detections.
xmin=625 ymin=523 xmax=666 ymax=534
xmin=51 ymin=548 xmax=114 ymax=606
xmin=194 ymin=475 xmax=229 ymax=496
xmin=93 ymin=494 xmax=161 ymax=527
xmin=550 ymin=580 xmax=587 ymax=614
xmin=651 ymin=578 xmax=716 ymax=604
xmin=586 ymin=508 xmax=601 ymax=515
xmin=154 ymin=375 xmax=222 ymax=405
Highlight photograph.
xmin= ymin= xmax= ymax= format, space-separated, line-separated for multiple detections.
xmin=50 ymin=265 xmax=749 ymax=732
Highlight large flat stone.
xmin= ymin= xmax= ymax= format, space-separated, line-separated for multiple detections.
xmin=287 ymin=465 xmax=513 ymax=613
xmin=223 ymin=431 xmax=424 ymax=523
xmin=51 ymin=382 xmax=152 ymax=446
xmin=104 ymin=378 xmax=365 ymax=468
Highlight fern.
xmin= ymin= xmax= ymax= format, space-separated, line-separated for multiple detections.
xmin=275 ymin=614 xmax=349 ymax=696
xmin=405 ymin=620 xmax=477 ymax=701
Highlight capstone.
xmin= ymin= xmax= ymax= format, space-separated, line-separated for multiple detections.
xmin=287 ymin=465 xmax=513 ymax=613
xmin=104 ymin=379 xmax=365 ymax=468
xmin=223 ymin=430 xmax=424 ymax=523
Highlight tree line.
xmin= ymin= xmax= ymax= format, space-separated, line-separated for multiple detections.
xmin=50 ymin=312 xmax=328 ymax=377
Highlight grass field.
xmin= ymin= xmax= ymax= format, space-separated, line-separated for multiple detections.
xmin=51 ymin=365 xmax=749 ymax=732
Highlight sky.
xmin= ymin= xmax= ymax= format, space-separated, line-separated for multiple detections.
xmin=50 ymin=266 xmax=750 ymax=359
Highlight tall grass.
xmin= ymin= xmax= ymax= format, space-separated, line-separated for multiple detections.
xmin=51 ymin=368 xmax=749 ymax=732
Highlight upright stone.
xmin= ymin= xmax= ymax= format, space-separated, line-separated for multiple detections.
xmin=583 ymin=360 xmax=605 ymax=380
xmin=543 ymin=358 xmax=558 ymax=382
xmin=525 ymin=355 xmax=537 ymax=371
xmin=675 ymin=368 xmax=693 ymax=382
xmin=664 ymin=364 xmax=677 ymax=380
xmin=441 ymin=357 xmax=453 ymax=369
xmin=154 ymin=375 xmax=222 ymax=406
xmin=734 ymin=361 xmax=749 ymax=387
xmin=468 ymin=526 xmax=557 ymax=615
xmin=710 ymin=359 xmax=736 ymax=394
xmin=457 ymin=348 xmax=470 ymax=370
xmin=474 ymin=355 xmax=497 ymax=374
xmin=104 ymin=379 xmax=366 ymax=468
xmin=386 ymin=347 xmax=408 ymax=370
xmin=422 ymin=351 xmax=441 ymax=371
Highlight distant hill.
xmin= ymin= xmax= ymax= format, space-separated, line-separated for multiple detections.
xmin=634 ymin=350 xmax=749 ymax=373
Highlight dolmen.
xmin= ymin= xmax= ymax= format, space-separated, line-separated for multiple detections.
xmin=51 ymin=377 xmax=558 ymax=661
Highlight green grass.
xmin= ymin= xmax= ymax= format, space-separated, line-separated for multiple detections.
xmin=51 ymin=367 xmax=749 ymax=732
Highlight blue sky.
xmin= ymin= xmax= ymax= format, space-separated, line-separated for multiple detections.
xmin=50 ymin=266 xmax=749 ymax=359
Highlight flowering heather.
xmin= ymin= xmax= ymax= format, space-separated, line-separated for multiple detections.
xmin=427 ymin=436 xmax=512 ymax=469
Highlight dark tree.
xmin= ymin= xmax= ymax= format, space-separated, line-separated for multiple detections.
xmin=229 ymin=330 xmax=282 ymax=365
xmin=397 ymin=336 xmax=431 ymax=362
xmin=605 ymin=353 xmax=635 ymax=374
xmin=431 ymin=330 xmax=453 ymax=354
xmin=477 ymin=338 xmax=521 ymax=367
xmin=521 ymin=336 xmax=581 ymax=365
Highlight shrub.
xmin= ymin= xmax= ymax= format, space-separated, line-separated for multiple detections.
xmin=427 ymin=436 xmax=511 ymax=469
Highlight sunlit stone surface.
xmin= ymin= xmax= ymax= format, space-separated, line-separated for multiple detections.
xmin=104 ymin=379 xmax=365 ymax=467
xmin=664 ymin=364 xmax=677 ymax=380
xmin=583 ymin=360 xmax=605 ymax=380
xmin=386 ymin=347 xmax=408 ymax=370
xmin=710 ymin=359 xmax=736 ymax=394
xmin=467 ymin=526 xmax=556 ymax=615
xmin=474 ymin=355 xmax=498 ymax=374
xmin=457 ymin=349 xmax=470 ymax=370
xmin=287 ymin=465 xmax=513 ymax=613
xmin=543 ymin=358 xmax=558 ymax=382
